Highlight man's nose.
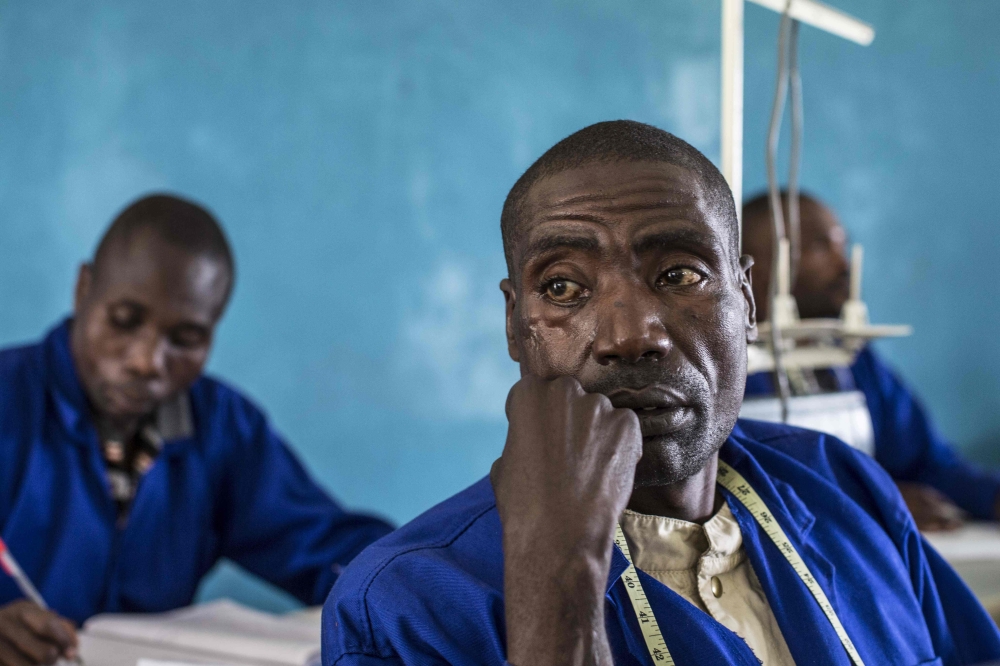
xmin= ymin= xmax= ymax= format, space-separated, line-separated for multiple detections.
xmin=591 ymin=287 xmax=671 ymax=365
xmin=125 ymin=330 xmax=168 ymax=378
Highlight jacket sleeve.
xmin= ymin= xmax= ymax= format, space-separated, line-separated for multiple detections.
xmin=215 ymin=397 xmax=393 ymax=605
xmin=855 ymin=346 xmax=1000 ymax=519
xmin=896 ymin=517 xmax=1000 ymax=664
xmin=848 ymin=443 xmax=1000 ymax=664
xmin=918 ymin=536 xmax=1000 ymax=665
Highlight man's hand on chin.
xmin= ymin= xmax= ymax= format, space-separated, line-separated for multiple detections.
xmin=492 ymin=375 xmax=642 ymax=666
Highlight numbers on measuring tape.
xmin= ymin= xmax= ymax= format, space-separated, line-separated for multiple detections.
xmin=715 ymin=461 xmax=866 ymax=666
xmin=614 ymin=523 xmax=676 ymax=666
xmin=614 ymin=462 xmax=866 ymax=666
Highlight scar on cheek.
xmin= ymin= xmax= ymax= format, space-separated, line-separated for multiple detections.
xmin=524 ymin=323 xmax=546 ymax=350
xmin=513 ymin=316 xmax=541 ymax=349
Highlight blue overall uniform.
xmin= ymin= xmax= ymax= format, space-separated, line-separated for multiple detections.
xmin=746 ymin=346 xmax=1000 ymax=519
xmin=322 ymin=420 xmax=1000 ymax=666
xmin=0 ymin=320 xmax=393 ymax=625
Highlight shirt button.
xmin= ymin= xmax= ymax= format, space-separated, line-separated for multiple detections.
xmin=711 ymin=576 xmax=723 ymax=598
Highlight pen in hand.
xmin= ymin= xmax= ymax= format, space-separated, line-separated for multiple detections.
xmin=0 ymin=537 xmax=83 ymax=665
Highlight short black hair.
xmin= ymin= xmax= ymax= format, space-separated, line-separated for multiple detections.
xmin=500 ymin=120 xmax=738 ymax=275
xmin=93 ymin=193 xmax=235 ymax=287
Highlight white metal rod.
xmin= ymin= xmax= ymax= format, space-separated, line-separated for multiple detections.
xmin=850 ymin=243 xmax=863 ymax=300
xmin=747 ymin=0 xmax=874 ymax=46
xmin=778 ymin=238 xmax=791 ymax=296
xmin=721 ymin=0 xmax=745 ymax=235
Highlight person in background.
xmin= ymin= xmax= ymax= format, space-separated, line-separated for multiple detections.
xmin=743 ymin=191 xmax=1000 ymax=532
xmin=322 ymin=121 xmax=1000 ymax=666
xmin=0 ymin=194 xmax=393 ymax=665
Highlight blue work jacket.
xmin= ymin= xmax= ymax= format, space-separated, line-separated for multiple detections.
xmin=746 ymin=346 xmax=1000 ymax=519
xmin=0 ymin=320 xmax=393 ymax=624
xmin=323 ymin=420 xmax=1000 ymax=666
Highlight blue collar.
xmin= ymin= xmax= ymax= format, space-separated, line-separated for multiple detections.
xmin=43 ymin=318 xmax=96 ymax=447
xmin=604 ymin=436 xmax=817 ymax=594
xmin=718 ymin=437 xmax=816 ymax=541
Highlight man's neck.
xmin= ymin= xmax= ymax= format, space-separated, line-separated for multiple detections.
xmin=94 ymin=412 xmax=146 ymax=443
xmin=625 ymin=454 xmax=720 ymax=524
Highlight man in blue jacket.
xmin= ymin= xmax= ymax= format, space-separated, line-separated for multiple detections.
xmin=323 ymin=121 xmax=1000 ymax=665
xmin=742 ymin=191 xmax=1000 ymax=531
xmin=0 ymin=194 xmax=392 ymax=665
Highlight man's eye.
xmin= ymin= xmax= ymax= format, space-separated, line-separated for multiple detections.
xmin=658 ymin=268 xmax=703 ymax=287
xmin=543 ymin=278 xmax=587 ymax=304
xmin=170 ymin=328 xmax=207 ymax=349
xmin=108 ymin=305 xmax=142 ymax=330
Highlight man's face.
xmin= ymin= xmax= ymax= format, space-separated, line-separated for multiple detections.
xmin=745 ymin=198 xmax=851 ymax=320
xmin=793 ymin=199 xmax=850 ymax=319
xmin=71 ymin=233 xmax=231 ymax=424
xmin=501 ymin=161 xmax=756 ymax=486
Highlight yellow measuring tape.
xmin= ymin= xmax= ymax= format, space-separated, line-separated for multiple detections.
xmin=615 ymin=460 xmax=865 ymax=665
xmin=613 ymin=523 xmax=674 ymax=664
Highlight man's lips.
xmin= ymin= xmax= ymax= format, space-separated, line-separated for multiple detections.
xmin=107 ymin=384 xmax=160 ymax=412
xmin=607 ymin=387 xmax=695 ymax=438
xmin=607 ymin=386 xmax=688 ymax=410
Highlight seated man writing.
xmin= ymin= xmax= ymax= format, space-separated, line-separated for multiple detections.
xmin=0 ymin=195 xmax=392 ymax=665
xmin=742 ymin=192 xmax=1000 ymax=531
xmin=323 ymin=121 xmax=1000 ymax=665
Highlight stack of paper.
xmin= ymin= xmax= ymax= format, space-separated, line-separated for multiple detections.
xmin=78 ymin=600 xmax=322 ymax=666
xmin=924 ymin=521 xmax=1000 ymax=563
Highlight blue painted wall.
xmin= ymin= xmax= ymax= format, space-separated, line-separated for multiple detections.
xmin=1 ymin=0 xmax=997 ymax=609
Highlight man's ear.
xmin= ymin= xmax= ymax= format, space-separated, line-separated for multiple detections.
xmin=739 ymin=255 xmax=758 ymax=343
xmin=499 ymin=278 xmax=521 ymax=363
xmin=74 ymin=263 xmax=94 ymax=315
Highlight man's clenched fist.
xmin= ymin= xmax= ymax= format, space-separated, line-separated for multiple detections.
xmin=494 ymin=375 xmax=643 ymax=666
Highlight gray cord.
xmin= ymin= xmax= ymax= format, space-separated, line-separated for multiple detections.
xmin=788 ymin=19 xmax=803 ymax=288
xmin=766 ymin=6 xmax=794 ymax=422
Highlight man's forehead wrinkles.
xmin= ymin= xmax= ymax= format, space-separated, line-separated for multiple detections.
xmin=540 ymin=199 xmax=697 ymax=222
xmin=515 ymin=218 xmax=721 ymax=274
xmin=514 ymin=164 xmax=722 ymax=268
xmin=540 ymin=183 xmax=696 ymax=211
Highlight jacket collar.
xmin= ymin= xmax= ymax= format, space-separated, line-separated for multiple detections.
xmin=604 ymin=433 xmax=816 ymax=595
xmin=43 ymin=318 xmax=95 ymax=446
xmin=718 ymin=436 xmax=816 ymax=542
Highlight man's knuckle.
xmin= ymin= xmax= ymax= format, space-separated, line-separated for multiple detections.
xmin=550 ymin=375 xmax=572 ymax=392
xmin=553 ymin=375 xmax=584 ymax=395
xmin=607 ymin=404 xmax=634 ymax=426
xmin=590 ymin=391 xmax=611 ymax=408
xmin=575 ymin=391 xmax=597 ymax=409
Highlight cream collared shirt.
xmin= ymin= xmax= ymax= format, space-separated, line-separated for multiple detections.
xmin=619 ymin=502 xmax=795 ymax=665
